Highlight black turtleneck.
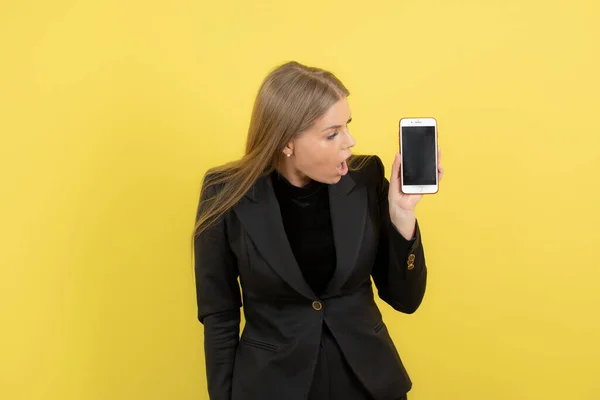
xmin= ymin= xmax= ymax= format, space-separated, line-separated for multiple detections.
xmin=271 ymin=171 xmax=336 ymax=296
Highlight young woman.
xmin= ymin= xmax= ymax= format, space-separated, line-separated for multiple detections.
xmin=193 ymin=61 xmax=443 ymax=400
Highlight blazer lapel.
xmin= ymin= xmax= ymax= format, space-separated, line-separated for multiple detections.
xmin=233 ymin=174 xmax=316 ymax=300
xmin=325 ymin=173 xmax=367 ymax=295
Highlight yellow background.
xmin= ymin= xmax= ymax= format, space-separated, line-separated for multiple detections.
xmin=1 ymin=0 xmax=599 ymax=399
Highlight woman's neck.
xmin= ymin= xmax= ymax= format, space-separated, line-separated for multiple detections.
xmin=274 ymin=161 xmax=312 ymax=188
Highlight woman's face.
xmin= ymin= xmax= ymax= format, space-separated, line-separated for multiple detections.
xmin=281 ymin=97 xmax=356 ymax=186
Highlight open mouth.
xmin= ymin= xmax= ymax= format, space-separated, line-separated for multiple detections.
xmin=337 ymin=159 xmax=348 ymax=175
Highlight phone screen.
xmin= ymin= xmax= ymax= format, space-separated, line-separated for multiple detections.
xmin=401 ymin=126 xmax=437 ymax=185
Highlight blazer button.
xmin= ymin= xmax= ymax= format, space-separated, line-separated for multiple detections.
xmin=407 ymin=262 xmax=415 ymax=270
xmin=408 ymin=254 xmax=416 ymax=262
xmin=312 ymin=301 xmax=323 ymax=311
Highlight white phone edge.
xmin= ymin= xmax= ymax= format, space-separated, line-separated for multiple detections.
xmin=399 ymin=117 xmax=439 ymax=194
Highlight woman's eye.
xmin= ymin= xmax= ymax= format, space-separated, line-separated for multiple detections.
xmin=327 ymin=132 xmax=338 ymax=140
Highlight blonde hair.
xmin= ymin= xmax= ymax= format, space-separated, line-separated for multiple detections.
xmin=193 ymin=61 xmax=367 ymax=238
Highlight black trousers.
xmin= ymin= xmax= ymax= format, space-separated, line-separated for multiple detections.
xmin=307 ymin=324 xmax=408 ymax=400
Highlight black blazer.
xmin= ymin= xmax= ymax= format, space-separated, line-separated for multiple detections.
xmin=194 ymin=155 xmax=427 ymax=400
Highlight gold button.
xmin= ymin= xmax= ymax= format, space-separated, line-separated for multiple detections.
xmin=312 ymin=301 xmax=323 ymax=311
xmin=408 ymin=254 xmax=416 ymax=262
xmin=407 ymin=263 xmax=415 ymax=270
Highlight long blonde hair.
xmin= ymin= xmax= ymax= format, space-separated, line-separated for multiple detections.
xmin=194 ymin=61 xmax=366 ymax=238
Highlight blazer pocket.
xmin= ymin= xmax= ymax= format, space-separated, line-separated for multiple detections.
xmin=373 ymin=320 xmax=385 ymax=334
xmin=241 ymin=337 xmax=278 ymax=352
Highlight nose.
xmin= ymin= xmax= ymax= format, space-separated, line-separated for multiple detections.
xmin=344 ymin=129 xmax=356 ymax=149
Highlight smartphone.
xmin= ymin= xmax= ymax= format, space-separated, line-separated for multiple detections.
xmin=399 ymin=117 xmax=438 ymax=194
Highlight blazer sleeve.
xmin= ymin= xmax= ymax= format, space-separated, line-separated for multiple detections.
xmin=194 ymin=178 xmax=242 ymax=400
xmin=370 ymin=155 xmax=428 ymax=314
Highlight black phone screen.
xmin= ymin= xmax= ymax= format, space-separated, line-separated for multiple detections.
xmin=401 ymin=126 xmax=437 ymax=185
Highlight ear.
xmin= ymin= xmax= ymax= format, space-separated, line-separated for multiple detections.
xmin=283 ymin=142 xmax=294 ymax=154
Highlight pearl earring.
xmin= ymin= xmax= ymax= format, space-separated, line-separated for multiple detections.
xmin=286 ymin=153 xmax=291 ymax=157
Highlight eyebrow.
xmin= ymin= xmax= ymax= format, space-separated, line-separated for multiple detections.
xmin=321 ymin=117 xmax=352 ymax=132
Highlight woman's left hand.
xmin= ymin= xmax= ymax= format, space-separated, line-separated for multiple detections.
xmin=388 ymin=147 xmax=444 ymax=239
